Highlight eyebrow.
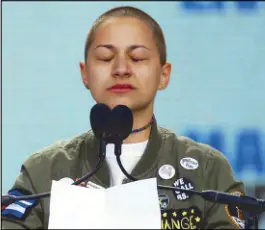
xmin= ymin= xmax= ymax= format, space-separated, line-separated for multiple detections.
xmin=94 ymin=44 xmax=150 ymax=51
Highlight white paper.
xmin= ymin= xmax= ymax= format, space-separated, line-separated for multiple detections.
xmin=48 ymin=178 xmax=161 ymax=229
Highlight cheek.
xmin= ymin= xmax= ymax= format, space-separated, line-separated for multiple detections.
xmin=135 ymin=65 xmax=161 ymax=87
xmin=87 ymin=65 xmax=109 ymax=88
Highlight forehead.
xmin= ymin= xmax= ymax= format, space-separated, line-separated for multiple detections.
xmin=91 ymin=17 xmax=155 ymax=47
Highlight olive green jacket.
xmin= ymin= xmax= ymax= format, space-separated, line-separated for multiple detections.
xmin=2 ymin=122 xmax=245 ymax=229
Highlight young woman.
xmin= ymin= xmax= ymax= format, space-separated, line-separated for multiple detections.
xmin=2 ymin=6 xmax=246 ymax=229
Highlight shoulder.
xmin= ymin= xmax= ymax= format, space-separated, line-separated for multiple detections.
xmin=158 ymin=126 xmax=232 ymax=170
xmin=23 ymin=130 xmax=94 ymax=169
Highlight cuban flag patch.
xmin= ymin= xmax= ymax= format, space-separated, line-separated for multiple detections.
xmin=1 ymin=189 xmax=38 ymax=219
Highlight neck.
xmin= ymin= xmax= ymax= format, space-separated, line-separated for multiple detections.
xmin=123 ymin=107 xmax=154 ymax=144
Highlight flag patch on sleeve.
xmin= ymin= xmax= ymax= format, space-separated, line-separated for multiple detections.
xmin=1 ymin=189 xmax=38 ymax=219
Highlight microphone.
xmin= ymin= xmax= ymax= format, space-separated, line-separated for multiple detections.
xmin=106 ymin=104 xmax=137 ymax=182
xmin=159 ymin=185 xmax=265 ymax=213
xmin=109 ymin=105 xmax=133 ymax=156
xmin=90 ymin=103 xmax=111 ymax=158
xmin=2 ymin=103 xmax=111 ymax=206
xmin=90 ymin=103 xmax=111 ymax=140
xmin=107 ymin=105 xmax=141 ymax=181
xmin=109 ymin=105 xmax=133 ymax=141
xmin=199 ymin=190 xmax=265 ymax=213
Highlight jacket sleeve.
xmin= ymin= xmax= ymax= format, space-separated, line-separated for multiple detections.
xmin=203 ymin=149 xmax=248 ymax=229
xmin=1 ymin=165 xmax=44 ymax=229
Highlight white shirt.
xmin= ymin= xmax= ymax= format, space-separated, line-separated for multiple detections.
xmin=105 ymin=140 xmax=148 ymax=186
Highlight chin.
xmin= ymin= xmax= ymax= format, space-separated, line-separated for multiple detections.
xmin=108 ymin=102 xmax=132 ymax=110
xmin=96 ymin=98 xmax=151 ymax=111
xmin=93 ymin=99 xmax=129 ymax=109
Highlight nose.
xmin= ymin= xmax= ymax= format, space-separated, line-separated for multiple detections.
xmin=112 ymin=56 xmax=132 ymax=78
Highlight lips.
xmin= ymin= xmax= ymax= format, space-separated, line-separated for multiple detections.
xmin=108 ymin=84 xmax=135 ymax=93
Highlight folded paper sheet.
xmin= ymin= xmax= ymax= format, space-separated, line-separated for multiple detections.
xmin=48 ymin=178 xmax=161 ymax=229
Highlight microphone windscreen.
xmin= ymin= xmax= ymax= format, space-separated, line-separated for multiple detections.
xmin=90 ymin=103 xmax=111 ymax=138
xmin=109 ymin=105 xmax=133 ymax=140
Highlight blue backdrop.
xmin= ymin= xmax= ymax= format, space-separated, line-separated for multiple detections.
xmin=2 ymin=2 xmax=265 ymax=225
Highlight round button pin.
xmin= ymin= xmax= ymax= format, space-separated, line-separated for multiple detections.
xmin=159 ymin=164 xmax=175 ymax=180
xmin=180 ymin=157 xmax=199 ymax=170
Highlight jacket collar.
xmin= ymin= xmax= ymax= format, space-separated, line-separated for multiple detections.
xmin=83 ymin=119 xmax=162 ymax=187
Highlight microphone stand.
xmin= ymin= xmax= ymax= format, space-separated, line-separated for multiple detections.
xmin=73 ymin=139 xmax=106 ymax=186
xmin=1 ymin=139 xmax=107 ymax=205
xmin=113 ymin=140 xmax=264 ymax=229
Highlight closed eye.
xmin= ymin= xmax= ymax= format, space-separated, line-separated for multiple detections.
xmin=99 ymin=58 xmax=112 ymax=62
xmin=131 ymin=58 xmax=145 ymax=62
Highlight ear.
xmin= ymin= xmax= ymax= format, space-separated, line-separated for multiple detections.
xmin=158 ymin=63 xmax=172 ymax=90
xmin=80 ymin=61 xmax=90 ymax=89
